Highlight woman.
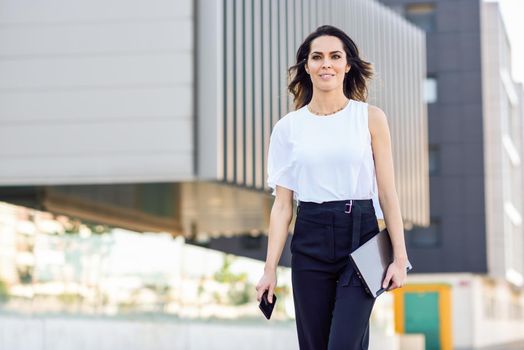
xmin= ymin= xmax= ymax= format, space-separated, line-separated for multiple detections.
xmin=255 ymin=25 xmax=409 ymax=350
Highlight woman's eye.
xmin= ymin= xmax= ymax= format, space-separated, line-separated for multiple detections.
xmin=311 ymin=55 xmax=340 ymax=60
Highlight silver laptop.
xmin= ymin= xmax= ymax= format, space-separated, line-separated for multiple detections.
xmin=349 ymin=228 xmax=413 ymax=298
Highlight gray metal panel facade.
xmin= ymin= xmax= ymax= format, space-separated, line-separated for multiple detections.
xmin=199 ymin=0 xmax=429 ymax=226
xmin=0 ymin=0 xmax=194 ymax=185
xmin=378 ymin=0 xmax=489 ymax=273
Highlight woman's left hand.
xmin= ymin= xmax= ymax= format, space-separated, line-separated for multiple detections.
xmin=382 ymin=258 xmax=408 ymax=291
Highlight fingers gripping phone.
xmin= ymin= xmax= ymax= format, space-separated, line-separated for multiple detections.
xmin=259 ymin=290 xmax=277 ymax=320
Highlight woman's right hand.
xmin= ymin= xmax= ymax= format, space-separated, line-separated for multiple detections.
xmin=256 ymin=268 xmax=277 ymax=304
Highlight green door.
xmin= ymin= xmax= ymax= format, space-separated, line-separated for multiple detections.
xmin=404 ymin=292 xmax=440 ymax=350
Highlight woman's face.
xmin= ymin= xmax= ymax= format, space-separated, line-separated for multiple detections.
xmin=305 ymin=35 xmax=350 ymax=93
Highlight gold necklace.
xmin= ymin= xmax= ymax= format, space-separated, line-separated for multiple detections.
xmin=307 ymin=99 xmax=350 ymax=116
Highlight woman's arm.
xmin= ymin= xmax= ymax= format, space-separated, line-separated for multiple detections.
xmin=256 ymin=185 xmax=294 ymax=303
xmin=368 ymin=105 xmax=408 ymax=289
xmin=265 ymin=186 xmax=294 ymax=270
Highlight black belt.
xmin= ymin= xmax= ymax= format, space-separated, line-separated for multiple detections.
xmin=297 ymin=199 xmax=371 ymax=252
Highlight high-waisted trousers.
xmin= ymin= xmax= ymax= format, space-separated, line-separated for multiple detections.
xmin=291 ymin=199 xmax=379 ymax=350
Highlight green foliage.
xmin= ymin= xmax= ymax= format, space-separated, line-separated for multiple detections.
xmin=228 ymin=281 xmax=251 ymax=305
xmin=0 ymin=279 xmax=9 ymax=302
xmin=57 ymin=292 xmax=83 ymax=304
xmin=213 ymin=255 xmax=248 ymax=283
xmin=213 ymin=255 xmax=253 ymax=305
xmin=118 ymin=300 xmax=138 ymax=312
xmin=63 ymin=219 xmax=110 ymax=235
xmin=85 ymin=223 xmax=111 ymax=235
xmin=17 ymin=266 xmax=33 ymax=284
xmin=212 ymin=291 xmax=222 ymax=303
xmin=64 ymin=220 xmax=81 ymax=235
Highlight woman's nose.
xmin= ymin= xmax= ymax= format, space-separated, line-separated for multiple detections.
xmin=322 ymin=59 xmax=332 ymax=68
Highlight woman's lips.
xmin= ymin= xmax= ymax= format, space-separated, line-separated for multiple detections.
xmin=319 ymin=74 xmax=334 ymax=80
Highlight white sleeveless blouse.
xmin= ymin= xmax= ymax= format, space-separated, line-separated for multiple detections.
xmin=266 ymin=99 xmax=384 ymax=219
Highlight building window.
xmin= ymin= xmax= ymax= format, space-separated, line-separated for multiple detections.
xmin=509 ymin=300 xmax=522 ymax=320
xmin=424 ymin=76 xmax=438 ymax=103
xmin=405 ymin=3 xmax=436 ymax=32
xmin=484 ymin=295 xmax=496 ymax=319
xmin=410 ymin=218 xmax=440 ymax=247
xmin=428 ymin=144 xmax=440 ymax=176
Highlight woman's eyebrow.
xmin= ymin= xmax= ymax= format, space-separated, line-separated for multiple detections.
xmin=310 ymin=51 xmax=343 ymax=55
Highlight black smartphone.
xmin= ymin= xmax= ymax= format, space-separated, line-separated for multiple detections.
xmin=258 ymin=290 xmax=277 ymax=320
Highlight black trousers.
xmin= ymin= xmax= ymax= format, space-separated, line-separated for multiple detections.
xmin=291 ymin=199 xmax=379 ymax=350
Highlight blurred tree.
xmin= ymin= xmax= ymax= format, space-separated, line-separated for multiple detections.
xmin=0 ymin=279 xmax=9 ymax=303
xmin=17 ymin=265 xmax=33 ymax=284
xmin=213 ymin=255 xmax=253 ymax=306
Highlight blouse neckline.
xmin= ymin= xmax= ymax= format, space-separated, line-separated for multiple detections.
xmin=304 ymin=99 xmax=353 ymax=118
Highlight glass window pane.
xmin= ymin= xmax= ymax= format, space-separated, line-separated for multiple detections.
xmin=405 ymin=3 xmax=436 ymax=32
xmin=410 ymin=219 xmax=440 ymax=247
xmin=428 ymin=144 xmax=440 ymax=176
xmin=424 ymin=76 xmax=438 ymax=103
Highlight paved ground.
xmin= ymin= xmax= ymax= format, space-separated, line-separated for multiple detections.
xmin=481 ymin=341 xmax=524 ymax=350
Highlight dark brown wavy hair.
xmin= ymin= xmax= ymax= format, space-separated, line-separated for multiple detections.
xmin=288 ymin=25 xmax=373 ymax=110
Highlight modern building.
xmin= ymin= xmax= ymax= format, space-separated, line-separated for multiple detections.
xmin=376 ymin=0 xmax=524 ymax=348
xmin=0 ymin=0 xmax=428 ymax=262
xmin=0 ymin=0 xmax=429 ymax=348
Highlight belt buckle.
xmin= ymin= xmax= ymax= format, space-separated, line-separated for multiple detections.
xmin=344 ymin=200 xmax=353 ymax=214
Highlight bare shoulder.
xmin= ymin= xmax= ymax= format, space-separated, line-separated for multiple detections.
xmin=368 ymin=104 xmax=387 ymax=122
xmin=367 ymin=104 xmax=388 ymax=136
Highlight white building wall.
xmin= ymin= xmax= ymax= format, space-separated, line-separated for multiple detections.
xmin=481 ymin=2 xmax=524 ymax=286
xmin=0 ymin=0 xmax=194 ymax=185
xmin=472 ymin=278 xmax=524 ymax=348
xmin=0 ymin=204 xmax=18 ymax=284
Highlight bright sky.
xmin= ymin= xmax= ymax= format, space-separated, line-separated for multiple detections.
xmin=487 ymin=0 xmax=524 ymax=84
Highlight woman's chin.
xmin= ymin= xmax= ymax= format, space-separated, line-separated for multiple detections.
xmin=314 ymin=84 xmax=341 ymax=93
